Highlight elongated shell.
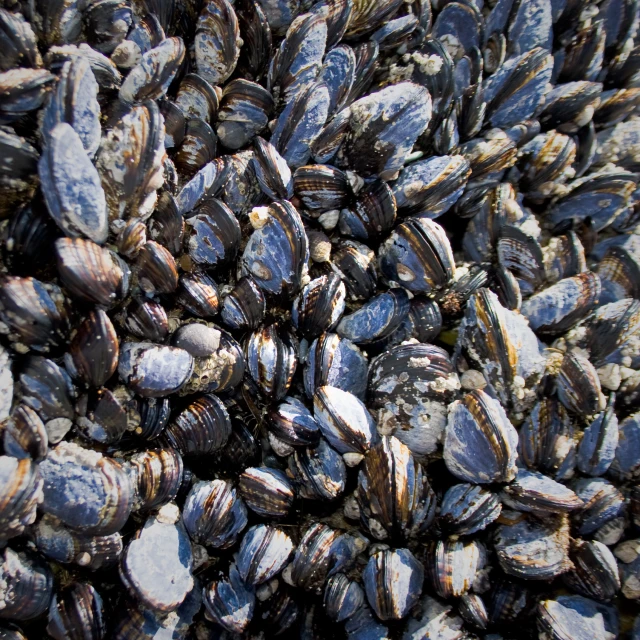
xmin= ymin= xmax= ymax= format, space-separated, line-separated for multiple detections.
xmin=56 ymin=238 xmax=128 ymax=308
xmin=521 ymin=272 xmax=601 ymax=336
xmin=203 ymin=564 xmax=255 ymax=633
xmin=313 ymin=385 xmax=376 ymax=458
xmin=577 ymin=397 xmax=619 ymax=477
xmin=357 ymin=436 xmax=435 ymax=542
xmin=241 ymin=201 xmax=309 ymax=298
xmin=96 ymin=102 xmax=165 ymax=225
xmin=119 ymin=37 xmax=185 ymax=104
xmin=270 ymin=82 xmax=330 ymax=169
xmin=126 ymin=448 xmax=183 ymax=512
xmin=336 ymin=288 xmax=409 ymax=345
xmin=290 ymin=523 xmax=358 ymax=593
xmin=47 ymin=583 xmax=105 ymax=640
xmin=425 ymin=539 xmax=484 ymax=599
xmin=69 ymin=310 xmax=119 ymax=388
xmin=324 ymin=573 xmax=364 ymax=623
xmin=288 ymin=438 xmax=346 ymax=500
xmin=0 ymin=456 xmax=43 ymax=546
xmin=4 ymin=404 xmax=47 ymax=461
xmin=304 ymin=333 xmax=368 ymax=400
xmin=363 ymin=548 xmax=423 ymax=621
xmin=482 ymin=47 xmax=553 ymax=129
xmin=557 ymin=351 xmax=604 ymax=418
xmin=500 ymin=469 xmax=583 ymax=515
xmin=564 ymin=540 xmax=620 ymax=602
xmin=292 ymin=274 xmax=346 ymax=339
xmin=195 ymin=0 xmax=241 ymax=86
xmin=519 ymin=398 xmax=576 ymax=481
xmin=392 ymin=155 xmax=470 ymax=217
xmin=237 ymin=525 xmax=293 ymax=585
xmin=0 ymin=548 xmax=53 ymax=620
xmin=268 ymin=396 xmax=321 ymax=447
xmin=0 ymin=277 xmax=69 ymax=351
xmin=267 ymin=12 xmax=327 ymax=107
xmin=339 ymin=82 xmax=432 ymax=180
xmin=39 ymin=123 xmax=107 ymax=244
xmin=245 ymin=325 xmax=297 ymax=401
xmin=444 ymin=390 xmax=518 ymax=484
xmin=456 ymin=288 xmax=546 ymax=413
xmin=41 ymin=57 xmax=100 ymax=157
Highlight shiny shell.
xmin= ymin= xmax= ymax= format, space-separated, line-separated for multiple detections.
xmin=239 ymin=467 xmax=294 ymax=518
xmin=183 ymin=479 xmax=247 ymax=548
xmin=444 ymin=390 xmax=518 ymax=484
xmin=363 ymin=548 xmax=423 ymax=621
xmin=357 ymin=436 xmax=436 ymax=542
xmin=237 ymin=525 xmax=293 ymax=585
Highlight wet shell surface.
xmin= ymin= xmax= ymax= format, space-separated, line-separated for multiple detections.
xmin=0 ymin=1 xmax=639 ymax=638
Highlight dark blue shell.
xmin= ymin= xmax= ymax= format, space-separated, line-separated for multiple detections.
xmin=519 ymin=398 xmax=577 ymax=481
xmin=185 ymin=198 xmax=241 ymax=267
xmin=521 ymin=272 xmax=601 ymax=336
xmin=236 ymin=525 xmax=293 ymax=585
xmin=506 ymin=0 xmax=553 ymax=57
xmin=336 ymin=288 xmax=409 ymax=344
xmin=340 ymin=82 xmax=432 ymax=180
xmin=571 ymin=477 xmax=625 ymax=535
xmin=363 ymin=548 xmax=423 ymax=621
xmin=268 ymin=12 xmax=327 ymax=105
xmin=271 ymin=82 xmax=330 ymax=168
xmin=432 ymin=2 xmax=482 ymax=61
xmin=392 ymin=155 xmax=470 ymax=218
xmin=587 ymin=299 xmax=640 ymax=369
xmin=39 ymin=123 xmax=107 ymax=244
xmin=288 ymin=438 xmax=346 ymax=500
xmin=269 ymin=396 xmax=321 ymax=447
xmin=183 ymin=479 xmax=247 ymax=548
xmin=113 ymin=583 xmax=201 ymax=639
xmin=609 ymin=411 xmax=640 ymax=480
xmin=303 ymin=333 xmax=368 ymax=400
xmin=500 ymin=468 xmax=583 ymax=515
xmin=252 ymin=137 xmax=293 ymax=200
xmin=378 ymin=217 xmax=455 ymax=294
xmin=203 ymin=564 xmax=255 ymax=634
xmin=538 ymin=595 xmax=609 ymax=640
xmin=344 ymin=603 xmax=389 ymax=640
xmin=439 ymin=483 xmax=502 ymax=536
xmin=175 ymin=157 xmax=232 ymax=215
xmin=241 ymin=200 xmax=309 ymax=298
xmin=324 ymin=574 xmax=364 ymax=623
xmin=39 ymin=443 xmax=133 ymax=536
xmin=318 ymin=44 xmax=355 ymax=115
xmin=547 ymin=172 xmax=636 ymax=232
xmin=444 ymin=390 xmax=518 ymax=484
xmin=41 ymin=57 xmax=101 ymax=157
xmin=494 ymin=515 xmax=571 ymax=580
xmin=481 ymin=48 xmax=553 ymax=129
xmin=577 ymin=397 xmax=619 ymax=476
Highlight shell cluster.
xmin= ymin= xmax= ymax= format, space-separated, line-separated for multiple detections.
xmin=0 ymin=0 xmax=639 ymax=638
